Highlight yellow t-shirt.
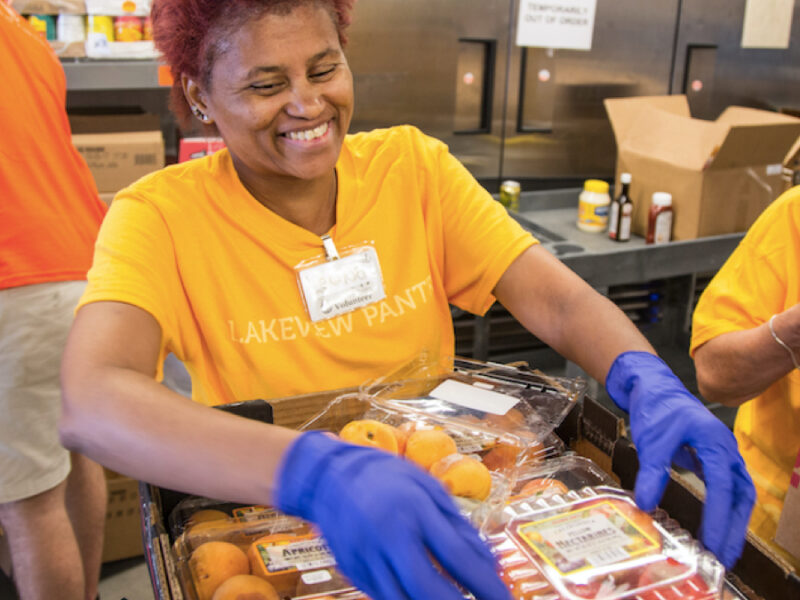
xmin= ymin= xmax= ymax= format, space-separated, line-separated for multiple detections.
xmin=691 ymin=185 xmax=800 ymax=566
xmin=80 ymin=126 xmax=536 ymax=405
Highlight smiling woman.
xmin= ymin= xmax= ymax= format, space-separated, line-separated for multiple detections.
xmin=60 ymin=1 xmax=755 ymax=599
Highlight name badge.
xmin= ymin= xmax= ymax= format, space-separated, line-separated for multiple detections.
xmin=298 ymin=246 xmax=385 ymax=322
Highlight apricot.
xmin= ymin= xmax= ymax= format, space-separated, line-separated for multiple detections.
xmin=189 ymin=541 xmax=250 ymax=600
xmin=188 ymin=509 xmax=230 ymax=524
xmin=481 ymin=442 xmax=521 ymax=472
xmin=511 ymin=478 xmax=569 ymax=502
xmin=430 ymin=453 xmax=492 ymax=501
xmin=339 ymin=419 xmax=399 ymax=454
xmin=211 ymin=574 xmax=279 ymax=600
xmin=404 ymin=429 xmax=458 ymax=470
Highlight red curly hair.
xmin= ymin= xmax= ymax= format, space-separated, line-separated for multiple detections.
xmin=151 ymin=0 xmax=355 ymax=128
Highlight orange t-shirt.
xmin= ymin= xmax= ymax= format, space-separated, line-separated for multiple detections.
xmin=0 ymin=5 xmax=107 ymax=289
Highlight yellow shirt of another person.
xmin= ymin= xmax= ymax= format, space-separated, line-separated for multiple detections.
xmin=691 ymin=185 xmax=800 ymax=568
xmin=80 ymin=126 xmax=536 ymax=406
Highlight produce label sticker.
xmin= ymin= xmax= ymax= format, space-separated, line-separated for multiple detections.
xmin=516 ymin=0 xmax=597 ymax=51
xmin=429 ymin=379 xmax=519 ymax=415
xmin=517 ymin=501 xmax=659 ymax=576
xmin=255 ymin=538 xmax=336 ymax=573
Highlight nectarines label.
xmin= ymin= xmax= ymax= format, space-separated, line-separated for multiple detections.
xmin=517 ymin=501 xmax=659 ymax=576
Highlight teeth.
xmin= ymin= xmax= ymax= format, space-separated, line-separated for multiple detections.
xmin=286 ymin=122 xmax=329 ymax=141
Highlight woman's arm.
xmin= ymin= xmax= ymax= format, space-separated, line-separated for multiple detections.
xmin=694 ymin=304 xmax=800 ymax=406
xmin=59 ymin=300 xmax=298 ymax=506
xmin=493 ymin=244 xmax=653 ymax=381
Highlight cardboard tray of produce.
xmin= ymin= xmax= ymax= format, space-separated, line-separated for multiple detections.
xmin=138 ymin=360 xmax=797 ymax=600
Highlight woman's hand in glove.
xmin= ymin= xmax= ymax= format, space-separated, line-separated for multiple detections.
xmin=606 ymin=351 xmax=755 ymax=569
xmin=275 ymin=431 xmax=511 ymax=600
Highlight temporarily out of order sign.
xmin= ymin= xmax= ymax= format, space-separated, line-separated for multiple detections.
xmin=516 ymin=0 xmax=597 ymax=50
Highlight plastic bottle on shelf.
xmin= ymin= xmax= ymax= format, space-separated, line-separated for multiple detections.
xmin=608 ymin=172 xmax=633 ymax=242
xmin=646 ymin=192 xmax=673 ymax=244
xmin=577 ymin=179 xmax=611 ymax=232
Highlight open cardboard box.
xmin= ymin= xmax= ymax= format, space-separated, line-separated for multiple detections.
xmin=604 ymin=95 xmax=800 ymax=241
xmin=137 ymin=361 xmax=799 ymax=599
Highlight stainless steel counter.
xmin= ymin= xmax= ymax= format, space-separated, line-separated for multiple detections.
xmin=510 ymin=188 xmax=744 ymax=288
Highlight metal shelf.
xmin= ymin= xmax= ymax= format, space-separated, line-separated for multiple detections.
xmin=63 ymin=60 xmax=164 ymax=91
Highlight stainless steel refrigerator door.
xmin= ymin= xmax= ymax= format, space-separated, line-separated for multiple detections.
xmin=345 ymin=0 xmax=513 ymax=184
xmin=501 ymin=1 xmax=681 ymax=184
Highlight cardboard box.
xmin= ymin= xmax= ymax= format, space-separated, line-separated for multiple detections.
xmin=138 ymin=361 xmax=799 ymax=599
xmin=605 ymin=95 xmax=800 ymax=240
xmin=102 ymin=471 xmax=144 ymax=563
xmin=72 ymin=130 xmax=164 ymax=192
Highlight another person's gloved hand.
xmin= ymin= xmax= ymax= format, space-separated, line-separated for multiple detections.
xmin=275 ymin=431 xmax=511 ymax=600
xmin=605 ymin=351 xmax=755 ymax=568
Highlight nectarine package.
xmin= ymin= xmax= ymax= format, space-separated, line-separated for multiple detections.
xmin=484 ymin=488 xmax=724 ymax=600
xmin=360 ymin=358 xmax=583 ymax=460
xmin=298 ymin=393 xmax=528 ymax=524
xmin=169 ymin=496 xmax=362 ymax=600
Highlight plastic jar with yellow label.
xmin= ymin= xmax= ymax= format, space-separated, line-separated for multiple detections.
xmin=577 ymin=179 xmax=611 ymax=232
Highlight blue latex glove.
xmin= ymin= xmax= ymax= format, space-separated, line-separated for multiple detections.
xmin=275 ymin=431 xmax=511 ymax=600
xmin=606 ymin=351 xmax=755 ymax=568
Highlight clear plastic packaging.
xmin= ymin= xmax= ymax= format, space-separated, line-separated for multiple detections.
xmin=484 ymin=488 xmax=724 ymax=600
xmin=169 ymin=497 xmax=361 ymax=600
xmin=508 ymin=455 xmax=618 ymax=503
xmin=360 ymin=358 xmax=583 ymax=461
xmin=298 ymin=393 xmax=538 ymax=524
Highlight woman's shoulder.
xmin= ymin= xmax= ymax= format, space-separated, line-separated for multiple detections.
xmin=739 ymin=185 xmax=800 ymax=256
xmin=343 ymin=125 xmax=446 ymax=156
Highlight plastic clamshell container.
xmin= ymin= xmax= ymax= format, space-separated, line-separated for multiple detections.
xmin=360 ymin=360 xmax=583 ymax=459
xmin=485 ymin=488 xmax=724 ymax=600
xmin=170 ymin=498 xmax=361 ymax=600
xmin=298 ymin=393 xmax=531 ymax=525
xmin=508 ymin=455 xmax=619 ymax=503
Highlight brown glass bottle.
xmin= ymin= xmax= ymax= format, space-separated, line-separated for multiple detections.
xmin=608 ymin=173 xmax=632 ymax=242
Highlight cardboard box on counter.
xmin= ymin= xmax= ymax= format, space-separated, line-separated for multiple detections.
xmin=605 ymin=95 xmax=800 ymax=240
xmin=71 ymin=114 xmax=164 ymax=193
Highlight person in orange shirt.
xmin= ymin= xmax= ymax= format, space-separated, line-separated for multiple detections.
xmin=0 ymin=4 xmax=108 ymax=600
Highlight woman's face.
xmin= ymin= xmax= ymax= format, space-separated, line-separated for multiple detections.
xmin=197 ymin=3 xmax=354 ymax=182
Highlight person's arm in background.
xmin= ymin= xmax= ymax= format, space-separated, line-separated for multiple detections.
xmin=694 ymin=304 xmax=800 ymax=406
xmin=60 ymin=300 xmax=511 ymax=600
xmin=494 ymin=245 xmax=755 ymax=569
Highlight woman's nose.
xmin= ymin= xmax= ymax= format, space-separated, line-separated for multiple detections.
xmin=285 ymin=82 xmax=323 ymax=118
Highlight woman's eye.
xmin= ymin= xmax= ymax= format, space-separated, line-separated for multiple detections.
xmin=310 ymin=66 xmax=337 ymax=79
xmin=250 ymin=82 xmax=283 ymax=92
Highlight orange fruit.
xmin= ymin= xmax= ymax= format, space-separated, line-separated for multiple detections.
xmin=404 ymin=429 xmax=458 ymax=470
xmin=188 ymin=509 xmax=230 ymax=524
xmin=339 ymin=419 xmax=399 ymax=454
xmin=189 ymin=541 xmax=250 ymax=600
xmin=430 ymin=453 xmax=492 ymax=501
xmin=516 ymin=478 xmax=569 ymax=499
xmin=482 ymin=408 xmax=526 ymax=431
xmin=481 ymin=442 xmax=521 ymax=472
xmin=211 ymin=574 xmax=279 ymax=600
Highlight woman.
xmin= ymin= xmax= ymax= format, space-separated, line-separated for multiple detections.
xmin=59 ymin=1 xmax=754 ymax=598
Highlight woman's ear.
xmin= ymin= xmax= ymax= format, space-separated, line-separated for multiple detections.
xmin=182 ymin=74 xmax=213 ymax=124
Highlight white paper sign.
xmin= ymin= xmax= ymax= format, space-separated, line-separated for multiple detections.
xmin=516 ymin=0 xmax=597 ymax=50
xmin=741 ymin=0 xmax=794 ymax=49
xmin=429 ymin=379 xmax=520 ymax=416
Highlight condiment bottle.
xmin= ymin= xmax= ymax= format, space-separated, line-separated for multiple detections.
xmin=646 ymin=192 xmax=673 ymax=244
xmin=577 ymin=179 xmax=611 ymax=232
xmin=608 ymin=173 xmax=633 ymax=242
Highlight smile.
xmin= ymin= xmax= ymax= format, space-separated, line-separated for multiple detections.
xmin=284 ymin=121 xmax=330 ymax=142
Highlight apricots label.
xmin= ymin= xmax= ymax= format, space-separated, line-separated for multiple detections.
xmin=252 ymin=537 xmax=336 ymax=573
xmin=516 ymin=500 xmax=660 ymax=576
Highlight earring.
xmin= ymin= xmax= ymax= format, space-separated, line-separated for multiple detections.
xmin=192 ymin=106 xmax=210 ymax=123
